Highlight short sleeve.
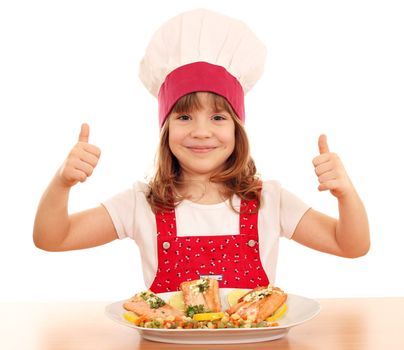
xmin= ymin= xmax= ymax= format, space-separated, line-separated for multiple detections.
xmin=280 ymin=188 xmax=311 ymax=240
xmin=101 ymin=188 xmax=135 ymax=240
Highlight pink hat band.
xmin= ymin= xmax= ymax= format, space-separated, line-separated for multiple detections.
xmin=157 ymin=61 xmax=245 ymax=128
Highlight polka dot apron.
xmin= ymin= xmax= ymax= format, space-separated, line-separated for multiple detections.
xmin=149 ymin=196 xmax=270 ymax=293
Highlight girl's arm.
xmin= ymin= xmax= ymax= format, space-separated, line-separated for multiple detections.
xmin=33 ymin=124 xmax=118 ymax=251
xmin=291 ymin=135 xmax=370 ymax=258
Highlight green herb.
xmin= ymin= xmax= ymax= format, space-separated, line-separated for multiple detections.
xmin=197 ymin=279 xmax=210 ymax=292
xmin=139 ymin=291 xmax=166 ymax=309
xmin=185 ymin=304 xmax=210 ymax=317
xmin=149 ymin=296 xmax=166 ymax=309
xmin=140 ymin=292 xmax=149 ymax=301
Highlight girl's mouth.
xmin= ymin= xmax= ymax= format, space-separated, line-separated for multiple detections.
xmin=186 ymin=147 xmax=217 ymax=153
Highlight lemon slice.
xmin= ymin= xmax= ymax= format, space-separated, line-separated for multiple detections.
xmin=167 ymin=291 xmax=185 ymax=311
xmin=227 ymin=289 xmax=249 ymax=307
xmin=193 ymin=312 xmax=225 ymax=321
xmin=123 ymin=311 xmax=140 ymax=323
xmin=266 ymin=303 xmax=287 ymax=322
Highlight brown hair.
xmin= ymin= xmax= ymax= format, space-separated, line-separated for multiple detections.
xmin=146 ymin=92 xmax=261 ymax=212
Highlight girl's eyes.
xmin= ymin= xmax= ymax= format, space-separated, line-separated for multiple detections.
xmin=177 ymin=115 xmax=191 ymax=121
xmin=176 ymin=114 xmax=227 ymax=121
xmin=212 ymin=115 xmax=226 ymax=121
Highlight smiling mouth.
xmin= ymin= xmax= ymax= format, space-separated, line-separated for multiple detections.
xmin=186 ymin=147 xmax=217 ymax=153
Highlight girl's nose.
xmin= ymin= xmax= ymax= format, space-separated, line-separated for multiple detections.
xmin=189 ymin=120 xmax=213 ymax=138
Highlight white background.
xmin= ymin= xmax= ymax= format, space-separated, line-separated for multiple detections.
xmin=1 ymin=0 xmax=403 ymax=301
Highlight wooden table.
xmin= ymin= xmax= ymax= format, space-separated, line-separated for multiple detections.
xmin=2 ymin=298 xmax=403 ymax=349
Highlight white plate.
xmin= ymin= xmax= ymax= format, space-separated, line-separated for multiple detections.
xmin=105 ymin=289 xmax=320 ymax=344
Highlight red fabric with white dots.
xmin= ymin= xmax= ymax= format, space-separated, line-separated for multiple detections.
xmin=149 ymin=197 xmax=270 ymax=293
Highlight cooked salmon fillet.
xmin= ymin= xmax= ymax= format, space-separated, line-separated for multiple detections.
xmin=226 ymin=286 xmax=287 ymax=322
xmin=123 ymin=291 xmax=183 ymax=320
xmin=180 ymin=278 xmax=221 ymax=312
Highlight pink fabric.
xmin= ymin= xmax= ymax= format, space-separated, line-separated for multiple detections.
xmin=157 ymin=61 xmax=245 ymax=128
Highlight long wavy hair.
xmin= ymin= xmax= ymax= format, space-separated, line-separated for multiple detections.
xmin=146 ymin=92 xmax=261 ymax=213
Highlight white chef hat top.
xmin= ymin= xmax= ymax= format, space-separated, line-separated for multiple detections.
xmin=139 ymin=8 xmax=267 ymax=127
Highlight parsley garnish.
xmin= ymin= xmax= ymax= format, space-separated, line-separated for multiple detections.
xmin=140 ymin=291 xmax=166 ymax=309
xmin=140 ymin=292 xmax=149 ymax=301
xmin=185 ymin=304 xmax=209 ymax=317
xmin=197 ymin=279 xmax=210 ymax=292
xmin=149 ymin=297 xmax=166 ymax=309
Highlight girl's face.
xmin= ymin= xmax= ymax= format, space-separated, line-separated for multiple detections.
xmin=168 ymin=93 xmax=236 ymax=179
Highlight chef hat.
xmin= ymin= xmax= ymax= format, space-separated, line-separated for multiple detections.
xmin=139 ymin=8 xmax=267 ymax=128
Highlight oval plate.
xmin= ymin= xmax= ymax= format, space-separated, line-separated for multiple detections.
xmin=105 ymin=289 xmax=320 ymax=344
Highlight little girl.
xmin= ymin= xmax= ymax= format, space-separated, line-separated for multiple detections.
xmin=33 ymin=9 xmax=370 ymax=293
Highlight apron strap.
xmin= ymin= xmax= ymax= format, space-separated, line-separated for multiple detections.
xmin=239 ymin=198 xmax=259 ymax=237
xmin=155 ymin=208 xmax=177 ymax=239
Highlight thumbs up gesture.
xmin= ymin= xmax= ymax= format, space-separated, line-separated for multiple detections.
xmin=312 ymin=135 xmax=353 ymax=198
xmin=58 ymin=123 xmax=101 ymax=188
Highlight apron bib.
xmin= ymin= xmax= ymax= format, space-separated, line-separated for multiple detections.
xmin=149 ymin=197 xmax=270 ymax=293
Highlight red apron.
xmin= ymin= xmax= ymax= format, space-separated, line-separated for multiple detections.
xmin=149 ymin=197 xmax=270 ymax=293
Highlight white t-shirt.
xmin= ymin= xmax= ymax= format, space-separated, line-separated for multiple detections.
xmin=102 ymin=180 xmax=310 ymax=289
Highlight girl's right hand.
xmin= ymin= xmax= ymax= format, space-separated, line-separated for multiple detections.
xmin=57 ymin=123 xmax=101 ymax=188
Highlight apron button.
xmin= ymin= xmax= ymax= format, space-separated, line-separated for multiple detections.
xmin=248 ymin=239 xmax=256 ymax=247
xmin=162 ymin=241 xmax=171 ymax=250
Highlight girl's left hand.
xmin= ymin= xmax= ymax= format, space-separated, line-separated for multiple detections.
xmin=312 ymin=135 xmax=354 ymax=199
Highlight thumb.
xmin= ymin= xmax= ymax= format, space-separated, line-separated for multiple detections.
xmin=318 ymin=134 xmax=329 ymax=154
xmin=78 ymin=123 xmax=90 ymax=143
